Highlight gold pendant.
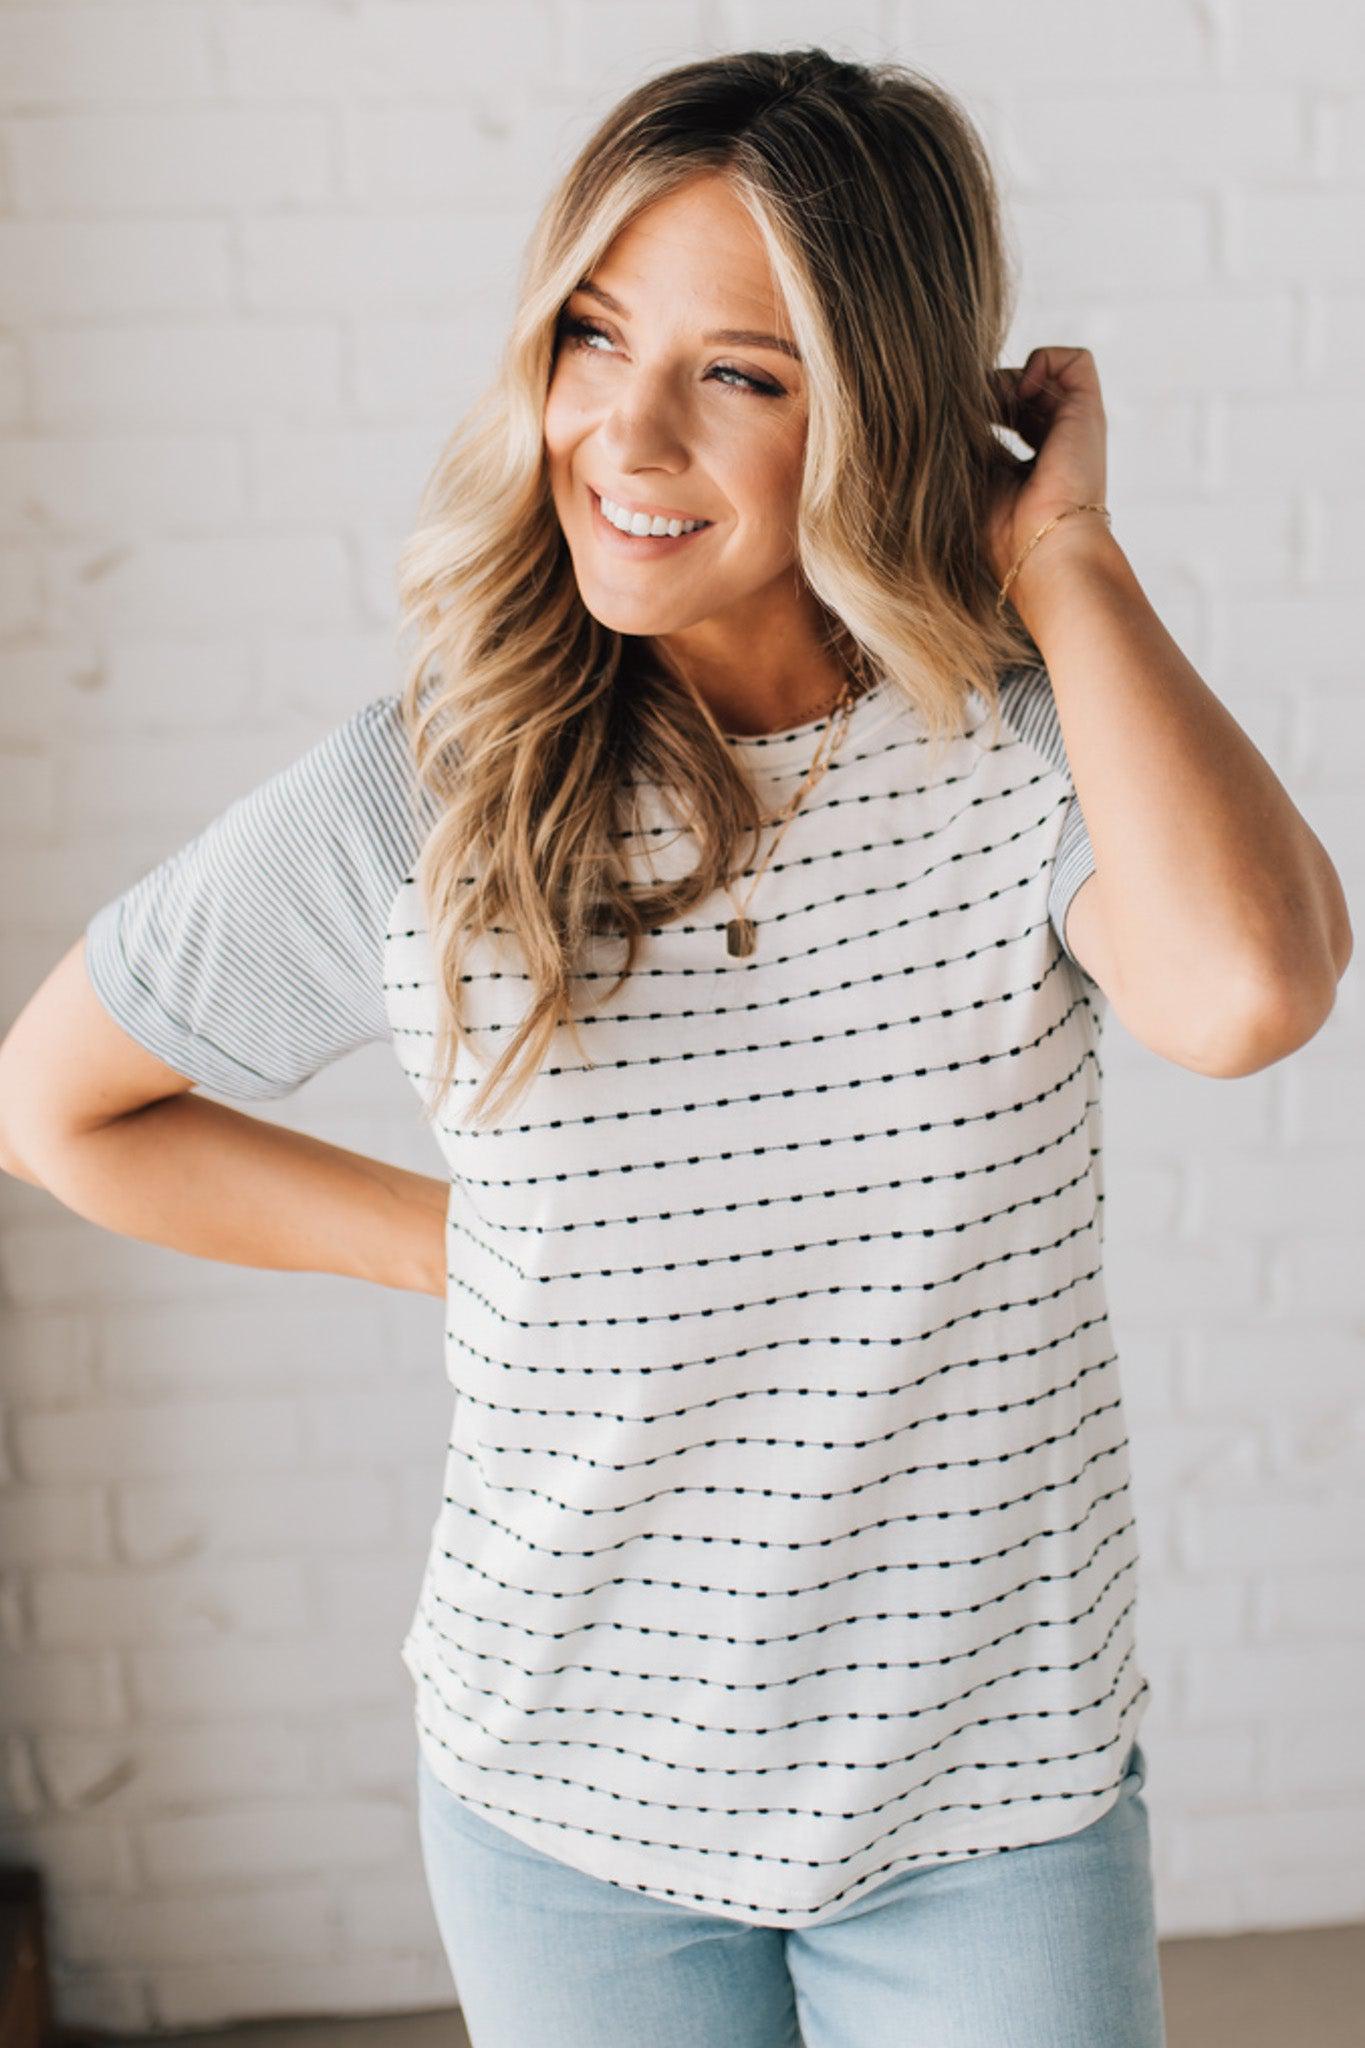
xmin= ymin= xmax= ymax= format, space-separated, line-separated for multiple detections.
xmin=726 ymin=916 xmax=757 ymax=958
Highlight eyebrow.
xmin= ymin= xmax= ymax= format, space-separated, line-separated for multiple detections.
xmin=572 ymin=279 xmax=803 ymax=363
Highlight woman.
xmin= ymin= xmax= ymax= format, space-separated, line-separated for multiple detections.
xmin=2 ymin=45 xmax=1349 ymax=2048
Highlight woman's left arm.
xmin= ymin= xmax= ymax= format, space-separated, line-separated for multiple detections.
xmin=989 ymin=347 xmax=1353 ymax=1077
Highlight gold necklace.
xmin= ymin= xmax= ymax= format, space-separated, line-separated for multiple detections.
xmin=722 ymin=673 xmax=864 ymax=958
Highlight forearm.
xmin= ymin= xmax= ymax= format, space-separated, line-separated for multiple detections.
xmin=1011 ymin=525 xmax=1353 ymax=1025
xmin=7 ymin=1093 xmax=449 ymax=1298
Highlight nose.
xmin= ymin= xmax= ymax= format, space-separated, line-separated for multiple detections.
xmin=593 ymin=369 xmax=690 ymax=478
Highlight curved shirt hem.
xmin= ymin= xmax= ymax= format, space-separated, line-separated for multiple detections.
xmin=404 ymin=1631 xmax=1151 ymax=1929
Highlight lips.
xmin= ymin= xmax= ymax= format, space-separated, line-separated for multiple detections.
xmin=588 ymin=487 xmax=715 ymax=550
xmin=589 ymin=487 xmax=712 ymax=532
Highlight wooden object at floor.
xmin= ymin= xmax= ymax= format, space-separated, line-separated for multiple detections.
xmin=0 ymin=1868 xmax=53 ymax=2048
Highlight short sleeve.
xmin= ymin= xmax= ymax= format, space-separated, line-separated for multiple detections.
xmin=1048 ymin=791 xmax=1098 ymax=970
xmin=995 ymin=663 xmax=1098 ymax=974
xmin=83 ymin=693 xmax=433 ymax=1100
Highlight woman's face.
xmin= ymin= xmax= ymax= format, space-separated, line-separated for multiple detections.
xmin=544 ymin=174 xmax=809 ymax=644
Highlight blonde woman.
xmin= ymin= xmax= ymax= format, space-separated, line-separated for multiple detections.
xmin=2 ymin=46 xmax=1350 ymax=2048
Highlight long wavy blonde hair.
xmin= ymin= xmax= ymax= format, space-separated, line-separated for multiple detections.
xmin=394 ymin=46 xmax=1043 ymax=1132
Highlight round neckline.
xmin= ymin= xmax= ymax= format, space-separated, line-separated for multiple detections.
xmin=721 ymin=674 xmax=896 ymax=757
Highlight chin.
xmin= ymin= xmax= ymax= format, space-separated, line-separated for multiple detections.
xmin=572 ymin=579 xmax=701 ymax=638
xmin=583 ymin=604 xmax=681 ymax=638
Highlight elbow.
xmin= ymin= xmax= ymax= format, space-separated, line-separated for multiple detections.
xmin=1330 ymin=903 xmax=1355 ymax=981
xmin=1184 ymin=954 xmax=1345 ymax=1079
xmin=1209 ymin=839 xmax=1355 ymax=1074
xmin=0 ymin=1038 xmax=23 ymax=1171
xmin=0 ymin=1121 xmax=46 ymax=1189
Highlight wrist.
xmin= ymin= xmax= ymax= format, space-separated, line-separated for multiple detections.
xmin=1003 ymin=519 xmax=1130 ymax=637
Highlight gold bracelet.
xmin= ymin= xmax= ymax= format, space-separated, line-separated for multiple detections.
xmin=996 ymin=502 xmax=1111 ymax=619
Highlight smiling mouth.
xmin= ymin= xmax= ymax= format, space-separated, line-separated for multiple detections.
xmin=589 ymin=488 xmax=715 ymax=548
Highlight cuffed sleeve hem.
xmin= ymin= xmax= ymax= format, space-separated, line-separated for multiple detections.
xmin=83 ymin=896 xmax=295 ymax=1101
xmin=1048 ymin=792 xmax=1102 ymax=992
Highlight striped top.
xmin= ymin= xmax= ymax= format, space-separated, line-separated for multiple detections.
xmin=84 ymin=666 xmax=1150 ymax=1928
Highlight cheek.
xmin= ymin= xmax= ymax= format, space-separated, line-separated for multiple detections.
xmin=730 ymin=407 xmax=802 ymax=489
xmin=729 ymin=437 xmax=804 ymax=546
xmin=542 ymin=365 xmax=595 ymax=460
xmin=542 ymin=381 xmax=573 ymax=464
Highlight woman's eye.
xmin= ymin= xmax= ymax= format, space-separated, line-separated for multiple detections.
xmin=556 ymin=315 xmax=783 ymax=397
xmin=561 ymin=316 xmax=615 ymax=356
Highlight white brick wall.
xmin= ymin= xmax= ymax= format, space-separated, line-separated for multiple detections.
xmin=1 ymin=0 xmax=1361 ymax=2031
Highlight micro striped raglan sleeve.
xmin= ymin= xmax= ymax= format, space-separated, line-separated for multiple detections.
xmin=83 ymin=693 xmax=428 ymax=1100
xmin=997 ymin=663 xmax=1099 ymax=976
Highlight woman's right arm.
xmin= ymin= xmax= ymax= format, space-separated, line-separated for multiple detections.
xmin=0 ymin=937 xmax=449 ymax=1300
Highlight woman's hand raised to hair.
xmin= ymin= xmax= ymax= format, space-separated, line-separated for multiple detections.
xmin=984 ymin=346 xmax=1109 ymax=590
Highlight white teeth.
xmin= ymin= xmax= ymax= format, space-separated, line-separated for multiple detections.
xmin=599 ymin=493 xmax=706 ymax=538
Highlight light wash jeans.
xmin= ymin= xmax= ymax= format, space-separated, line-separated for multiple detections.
xmin=415 ymin=1738 xmax=1167 ymax=2047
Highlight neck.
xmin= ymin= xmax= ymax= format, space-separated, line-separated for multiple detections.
xmin=652 ymin=639 xmax=859 ymax=738
xmin=648 ymin=582 xmax=860 ymax=738
xmin=713 ymin=670 xmax=857 ymax=738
